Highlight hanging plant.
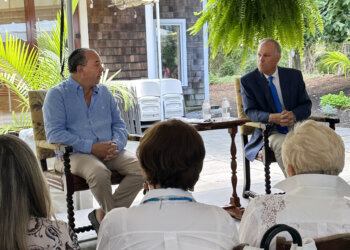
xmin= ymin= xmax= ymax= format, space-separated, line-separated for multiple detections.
xmin=189 ymin=0 xmax=323 ymax=61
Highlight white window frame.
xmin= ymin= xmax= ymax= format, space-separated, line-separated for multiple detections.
xmin=154 ymin=19 xmax=188 ymax=86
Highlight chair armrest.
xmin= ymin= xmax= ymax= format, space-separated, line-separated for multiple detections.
xmin=36 ymin=140 xmax=69 ymax=152
xmin=309 ymin=115 xmax=339 ymax=130
xmin=309 ymin=115 xmax=340 ymax=123
xmin=245 ymin=121 xmax=274 ymax=131
xmin=128 ymin=134 xmax=142 ymax=141
xmin=309 ymin=115 xmax=339 ymax=123
xmin=245 ymin=121 xmax=266 ymax=129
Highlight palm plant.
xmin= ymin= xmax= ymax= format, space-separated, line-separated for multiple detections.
xmin=0 ymin=2 xmax=77 ymax=133
xmin=319 ymin=51 xmax=350 ymax=78
xmin=101 ymin=68 xmax=136 ymax=111
xmin=0 ymin=0 xmax=134 ymax=133
xmin=0 ymin=34 xmax=41 ymax=133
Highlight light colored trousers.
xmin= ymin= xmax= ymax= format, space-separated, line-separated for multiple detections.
xmin=269 ymin=132 xmax=287 ymax=177
xmin=55 ymin=150 xmax=144 ymax=212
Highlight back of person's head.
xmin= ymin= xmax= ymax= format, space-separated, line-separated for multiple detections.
xmin=0 ymin=135 xmax=53 ymax=250
xmin=282 ymin=120 xmax=344 ymax=176
xmin=68 ymin=48 xmax=97 ymax=73
xmin=137 ymin=119 xmax=205 ymax=190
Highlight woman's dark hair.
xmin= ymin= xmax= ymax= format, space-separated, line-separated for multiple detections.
xmin=137 ymin=119 xmax=205 ymax=190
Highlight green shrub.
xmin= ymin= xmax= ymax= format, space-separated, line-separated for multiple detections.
xmin=219 ymin=60 xmax=236 ymax=76
xmin=209 ymin=73 xmax=220 ymax=84
xmin=320 ymin=91 xmax=350 ymax=109
xmin=209 ymin=73 xmax=237 ymax=85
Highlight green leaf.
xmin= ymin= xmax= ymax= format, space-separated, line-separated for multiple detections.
xmin=189 ymin=0 xmax=323 ymax=61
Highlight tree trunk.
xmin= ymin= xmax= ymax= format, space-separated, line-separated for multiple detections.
xmin=304 ymin=43 xmax=316 ymax=74
xmin=289 ymin=49 xmax=301 ymax=70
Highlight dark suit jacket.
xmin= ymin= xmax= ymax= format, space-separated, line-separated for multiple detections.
xmin=241 ymin=67 xmax=312 ymax=161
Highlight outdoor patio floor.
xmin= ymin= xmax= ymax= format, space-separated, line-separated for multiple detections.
xmin=48 ymin=126 xmax=350 ymax=249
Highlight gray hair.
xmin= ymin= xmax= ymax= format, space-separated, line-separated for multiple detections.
xmin=0 ymin=135 xmax=54 ymax=250
xmin=259 ymin=38 xmax=281 ymax=55
xmin=282 ymin=120 xmax=345 ymax=176
xmin=68 ymin=48 xmax=98 ymax=73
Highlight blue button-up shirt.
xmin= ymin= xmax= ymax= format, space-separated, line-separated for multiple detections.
xmin=43 ymin=76 xmax=128 ymax=155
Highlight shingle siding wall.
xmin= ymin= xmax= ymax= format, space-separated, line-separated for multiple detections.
xmin=87 ymin=0 xmax=205 ymax=108
xmin=87 ymin=0 xmax=148 ymax=79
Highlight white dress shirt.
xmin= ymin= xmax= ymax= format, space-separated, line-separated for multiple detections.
xmin=239 ymin=174 xmax=350 ymax=249
xmin=264 ymin=69 xmax=285 ymax=110
xmin=97 ymin=188 xmax=239 ymax=250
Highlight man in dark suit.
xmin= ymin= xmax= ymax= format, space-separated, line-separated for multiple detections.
xmin=241 ymin=38 xmax=311 ymax=175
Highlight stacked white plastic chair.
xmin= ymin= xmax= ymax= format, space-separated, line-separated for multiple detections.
xmin=160 ymin=78 xmax=185 ymax=119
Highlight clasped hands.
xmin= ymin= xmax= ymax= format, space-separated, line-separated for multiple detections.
xmin=268 ymin=110 xmax=295 ymax=127
xmin=91 ymin=141 xmax=119 ymax=161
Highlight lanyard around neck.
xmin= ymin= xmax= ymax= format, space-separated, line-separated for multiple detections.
xmin=142 ymin=196 xmax=194 ymax=204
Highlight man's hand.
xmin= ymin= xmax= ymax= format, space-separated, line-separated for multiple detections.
xmin=268 ymin=110 xmax=295 ymax=127
xmin=104 ymin=142 xmax=119 ymax=161
xmin=280 ymin=110 xmax=295 ymax=126
xmin=91 ymin=141 xmax=119 ymax=161
xmin=268 ymin=113 xmax=282 ymax=124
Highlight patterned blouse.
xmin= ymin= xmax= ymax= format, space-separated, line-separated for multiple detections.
xmin=27 ymin=217 xmax=80 ymax=250
xmin=239 ymin=174 xmax=350 ymax=249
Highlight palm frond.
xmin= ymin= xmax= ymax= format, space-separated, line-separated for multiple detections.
xmin=0 ymin=108 xmax=32 ymax=134
xmin=0 ymin=33 xmax=39 ymax=84
xmin=101 ymin=69 xmax=136 ymax=110
xmin=320 ymin=52 xmax=350 ymax=78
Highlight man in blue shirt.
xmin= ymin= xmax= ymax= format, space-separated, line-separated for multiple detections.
xmin=43 ymin=48 xmax=144 ymax=230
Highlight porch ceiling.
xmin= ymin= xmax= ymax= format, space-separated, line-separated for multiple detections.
xmin=109 ymin=0 xmax=157 ymax=10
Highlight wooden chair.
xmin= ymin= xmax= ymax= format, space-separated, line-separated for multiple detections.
xmin=234 ymin=78 xmax=340 ymax=198
xmin=28 ymin=90 xmax=140 ymax=233
xmin=232 ymin=244 xmax=248 ymax=250
xmin=276 ymin=233 xmax=350 ymax=250
xmin=233 ymin=224 xmax=302 ymax=250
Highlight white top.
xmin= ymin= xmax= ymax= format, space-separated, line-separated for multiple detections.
xmin=97 ymin=188 xmax=239 ymax=250
xmin=239 ymin=174 xmax=350 ymax=249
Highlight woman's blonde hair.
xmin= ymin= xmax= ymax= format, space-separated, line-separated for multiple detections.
xmin=282 ymin=120 xmax=344 ymax=176
xmin=0 ymin=134 xmax=54 ymax=250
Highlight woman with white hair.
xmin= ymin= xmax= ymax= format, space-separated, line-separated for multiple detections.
xmin=0 ymin=134 xmax=79 ymax=250
xmin=239 ymin=120 xmax=350 ymax=248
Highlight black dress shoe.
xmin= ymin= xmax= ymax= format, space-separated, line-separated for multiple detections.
xmin=88 ymin=209 xmax=100 ymax=234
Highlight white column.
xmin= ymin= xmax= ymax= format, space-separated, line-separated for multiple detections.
xmin=145 ymin=4 xmax=156 ymax=78
xmin=78 ymin=0 xmax=90 ymax=48
xmin=155 ymin=1 xmax=164 ymax=120
xmin=203 ymin=0 xmax=209 ymax=101
xmin=66 ymin=0 xmax=75 ymax=53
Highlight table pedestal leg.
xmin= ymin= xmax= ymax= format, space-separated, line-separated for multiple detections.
xmin=223 ymin=126 xmax=245 ymax=220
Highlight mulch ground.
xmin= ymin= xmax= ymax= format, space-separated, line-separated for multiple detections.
xmin=209 ymin=74 xmax=350 ymax=127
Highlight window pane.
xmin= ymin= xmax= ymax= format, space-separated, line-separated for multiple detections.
xmin=34 ymin=0 xmax=62 ymax=36
xmin=160 ymin=25 xmax=181 ymax=81
xmin=0 ymin=0 xmax=27 ymax=41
